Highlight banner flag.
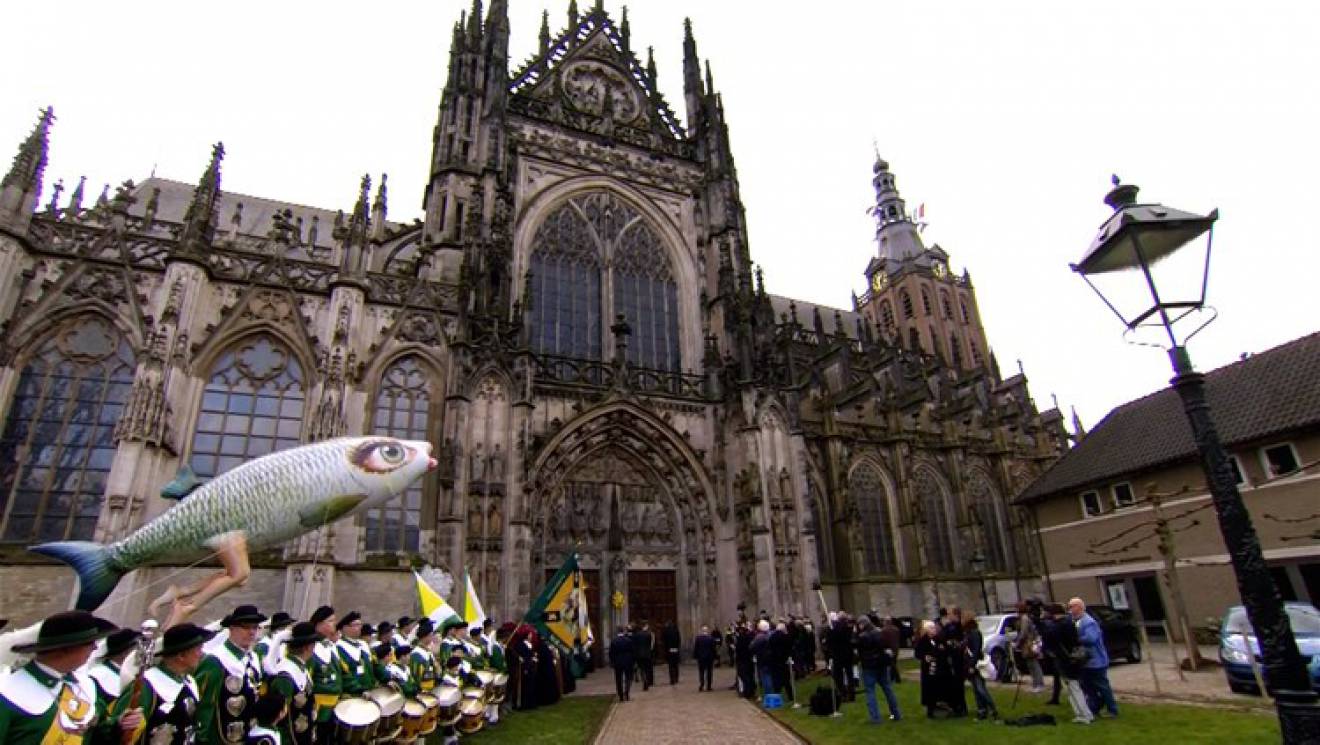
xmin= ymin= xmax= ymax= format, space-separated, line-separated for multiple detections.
xmin=463 ymin=569 xmax=487 ymax=628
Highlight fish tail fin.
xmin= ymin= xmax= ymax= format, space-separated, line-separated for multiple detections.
xmin=29 ymin=541 xmax=123 ymax=611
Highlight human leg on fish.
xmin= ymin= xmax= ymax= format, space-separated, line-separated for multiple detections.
xmin=152 ymin=533 xmax=251 ymax=628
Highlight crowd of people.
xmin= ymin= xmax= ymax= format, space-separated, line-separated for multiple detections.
xmin=0 ymin=603 xmax=583 ymax=744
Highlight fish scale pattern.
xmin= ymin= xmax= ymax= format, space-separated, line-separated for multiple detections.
xmin=108 ymin=439 xmax=382 ymax=569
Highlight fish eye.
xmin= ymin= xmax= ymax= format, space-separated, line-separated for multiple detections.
xmin=353 ymin=440 xmax=411 ymax=473
xmin=379 ymin=443 xmax=404 ymax=464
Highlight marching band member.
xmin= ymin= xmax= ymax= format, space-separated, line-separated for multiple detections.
xmin=243 ymin=691 xmax=287 ymax=745
xmin=195 ymin=604 xmax=266 ymax=744
xmin=0 ymin=610 xmax=114 ymax=742
xmin=408 ymin=620 xmax=439 ymax=693
xmin=254 ymin=612 xmax=293 ymax=678
xmin=108 ymin=623 xmax=214 ymax=745
xmin=334 ymin=611 xmax=376 ymax=696
xmin=86 ymin=627 xmax=142 ymax=711
xmin=307 ymin=606 xmax=343 ymax=744
xmin=268 ymin=622 xmax=320 ymax=745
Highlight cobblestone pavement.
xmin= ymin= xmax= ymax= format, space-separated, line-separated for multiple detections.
xmin=584 ymin=663 xmax=804 ymax=745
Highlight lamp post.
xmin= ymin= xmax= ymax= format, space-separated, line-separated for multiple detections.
xmin=1073 ymin=178 xmax=1320 ymax=742
xmin=969 ymin=550 xmax=991 ymax=615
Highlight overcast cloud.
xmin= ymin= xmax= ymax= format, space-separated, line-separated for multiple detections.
xmin=2 ymin=0 xmax=1317 ymax=427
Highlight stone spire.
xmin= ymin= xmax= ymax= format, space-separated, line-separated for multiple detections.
xmin=0 ymin=106 xmax=54 ymax=231
xmin=176 ymin=142 xmax=224 ymax=262
xmin=539 ymin=10 xmax=551 ymax=57
xmin=682 ymin=18 xmax=704 ymax=133
xmin=870 ymin=152 xmax=925 ymax=262
xmin=371 ymin=173 xmax=388 ymax=240
xmin=568 ymin=0 xmax=579 ymax=28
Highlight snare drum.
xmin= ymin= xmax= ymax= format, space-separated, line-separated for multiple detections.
xmin=434 ymin=684 xmax=462 ymax=727
xmin=332 ymin=697 xmax=382 ymax=744
xmin=490 ymin=672 xmax=508 ymax=704
xmin=397 ymin=699 xmax=426 ymax=743
xmin=415 ymin=691 xmax=439 ymax=735
xmin=364 ymin=687 xmax=404 ymax=742
xmin=456 ymin=697 xmax=486 ymax=735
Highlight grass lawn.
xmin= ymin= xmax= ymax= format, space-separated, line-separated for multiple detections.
xmin=464 ymin=694 xmax=614 ymax=745
xmin=771 ymin=674 xmax=1279 ymax=745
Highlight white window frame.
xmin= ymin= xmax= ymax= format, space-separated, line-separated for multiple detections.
xmin=1228 ymin=454 xmax=1249 ymax=487
xmin=1080 ymin=490 xmax=1103 ymax=518
xmin=1111 ymin=481 xmax=1136 ymax=509
xmin=1259 ymin=442 xmax=1301 ymax=479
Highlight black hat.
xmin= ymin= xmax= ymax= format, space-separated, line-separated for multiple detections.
xmin=361 ymin=624 xmax=375 ymax=637
xmin=268 ymin=612 xmax=294 ymax=631
xmin=253 ymin=690 xmax=287 ymax=727
xmin=0 ymin=619 xmax=7 ymax=632
xmin=373 ymin=643 xmax=394 ymax=660
xmin=377 ymin=621 xmax=395 ymax=634
xmin=414 ymin=619 xmax=435 ymax=639
xmin=221 ymin=605 xmax=267 ymax=627
xmin=336 ymin=611 xmax=362 ymax=630
xmin=310 ymin=606 xmax=335 ymax=625
xmin=13 ymin=611 xmax=116 ymax=654
xmin=469 ymin=627 xmax=482 ymax=637
xmin=445 ymin=655 xmax=462 ymax=669
xmin=286 ymin=622 xmax=322 ymax=648
xmin=395 ymin=644 xmax=412 ymax=657
xmin=157 ymin=623 xmax=215 ymax=657
xmin=104 ymin=628 xmax=143 ymax=658
xmin=397 ymin=616 xmax=416 ymax=627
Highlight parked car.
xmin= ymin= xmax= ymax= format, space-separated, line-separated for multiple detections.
xmin=979 ymin=605 xmax=1142 ymax=683
xmin=1219 ymin=602 xmax=1320 ymax=695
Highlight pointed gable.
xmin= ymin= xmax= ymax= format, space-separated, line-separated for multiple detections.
xmin=509 ymin=10 xmax=691 ymax=157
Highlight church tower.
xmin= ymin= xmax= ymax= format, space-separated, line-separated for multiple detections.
xmin=856 ymin=154 xmax=992 ymax=372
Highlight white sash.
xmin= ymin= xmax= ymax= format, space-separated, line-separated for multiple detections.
xmin=275 ymin=658 xmax=309 ymax=690
xmin=211 ymin=641 xmax=259 ymax=678
xmin=87 ymin=662 xmax=122 ymax=699
xmin=144 ymin=667 xmax=199 ymax=714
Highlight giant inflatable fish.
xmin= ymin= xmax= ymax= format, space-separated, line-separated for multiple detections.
xmin=31 ymin=437 xmax=435 ymax=625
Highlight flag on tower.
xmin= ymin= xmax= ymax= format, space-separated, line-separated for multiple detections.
xmin=463 ymin=569 xmax=487 ymax=628
xmin=413 ymin=569 xmax=462 ymax=627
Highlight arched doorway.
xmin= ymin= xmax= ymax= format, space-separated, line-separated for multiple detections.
xmin=526 ymin=401 xmax=717 ymax=650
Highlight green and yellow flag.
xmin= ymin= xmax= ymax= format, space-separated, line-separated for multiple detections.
xmin=525 ymin=553 xmax=592 ymax=665
xmin=413 ymin=570 xmax=462 ymax=627
xmin=463 ymin=569 xmax=487 ymax=628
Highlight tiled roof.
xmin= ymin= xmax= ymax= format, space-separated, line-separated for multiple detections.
xmin=768 ymin=295 xmax=861 ymax=337
xmin=1016 ymin=330 xmax=1320 ymax=503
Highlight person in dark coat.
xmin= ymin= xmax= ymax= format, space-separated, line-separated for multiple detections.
xmin=856 ymin=615 xmax=901 ymax=722
xmin=693 ymin=625 xmax=717 ymax=691
xmin=915 ymin=620 xmax=964 ymax=718
xmin=826 ymin=613 xmax=856 ymax=701
xmin=1043 ymin=603 xmax=1093 ymax=724
xmin=770 ymin=621 xmax=797 ymax=706
xmin=632 ymin=621 xmax=655 ymax=691
xmin=962 ymin=612 xmax=999 ymax=720
xmin=507 ymin=624 xmax=539 ymax=711
xmin=661 ymin=620 xmax=682 ymax=685
xmin=734 ymin=622 xmax=756 ymax=699
xmin=534 ymin=637 xmax=562 ymax=707
xmin=879 ymin=617 xmax=902 ymax=684
xmin=609 ymin=626 xmax=636 ymax=702
xmin=749 ymin=620 xmax=774 ymax=699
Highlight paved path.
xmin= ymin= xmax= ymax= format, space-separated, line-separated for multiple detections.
xmin=584 ymin=663 xmax=804 ymax=745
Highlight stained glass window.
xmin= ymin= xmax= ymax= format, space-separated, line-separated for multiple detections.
xmin=968 ymin=472 xmax=1008 ymax=572
xmin=529 ymin=191 xmax=680 ymax=370
xmin=915 ymin=466 xmax=955 ymax=573
xmin=189 ymin=335 xmax=304 ymax=479
xmin=365 ymin=357 xmax=432 ymax=553
xmin=0 ymin=318 xmax=135 ymax=543
xmin=850 ymin=462 xmax=897 ymax=575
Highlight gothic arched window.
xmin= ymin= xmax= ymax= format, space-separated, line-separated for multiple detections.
xmin=960 ymin=295 xmax=972 ymax=324
xmin=365 ymin=357 xmax=433 ymax=553
xmin=920 ymin=287 xmax=933 ymax=316
xmin=908 ymin=327 xmax=921 ymax=351
xmin=529 ymin=192 xmax=680 ymax=370
xmin=0 ymin=318 xmax=135 ymax=543
xmin=850 ymin=462 xmax=897 ymax=575
xmin=970 ymin=340 xmax=983 ymax=367
xmin=899 ymin=289 xmax=914 ymax=319
xmin=914 ymin=466 xmax=955 ymax=573
xmin=189 ymin=335 xmax=305 ymax=479
xmin=950 ymin=333 xmax=963 ymax=368
xmin=967 ymin=470 xmax=1009 ymax=572
xmin=940 ymin=290 xmax=953 ymax=319
xmin=880 ymin=301 xmax=895 ymax=334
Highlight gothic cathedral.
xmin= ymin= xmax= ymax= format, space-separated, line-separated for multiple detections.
xmin=0 ymin=2 xmax=1068 ymax=638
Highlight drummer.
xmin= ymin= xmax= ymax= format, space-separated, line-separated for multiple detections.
xmin=308 ymin=606 xmax=344 ymax=744
xmin=408 ymin=620 xmax=440 ymax=693
xmin=244 ymin=691 xmax=287 ymax=745
xmin=334 ymin=611 xmax=377 ymax=696
xmin=376 ymin=621 xmax=396 ymax=650
xmin=86 ymin=627 xmax=142 ymax=711
xmin=374 ymin=642 xmax=414 ymax=696
xmin=394 ymin=617 xmax=418 ymax=654
xmin=268 ymin=621 xmax=320 ymax=745
xmin=194 ymin=603 xmax=266 ymax=744
xmin=107 ymin=622 xmax=215 ymax=745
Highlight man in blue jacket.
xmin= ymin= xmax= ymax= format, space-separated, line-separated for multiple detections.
xmin=609 ymin=627 xmax=636 ymax=702
xmin=1069 ymin=597 xmax=1118 ymax=717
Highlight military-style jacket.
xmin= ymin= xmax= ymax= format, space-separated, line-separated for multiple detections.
xmin=107 ymin=665 xmax=200 ymax=745
xmin=86 ymin=659 xmax=124 ymax=711
xmin=334 ymin=638 xmax=377 ymax=695
xmin=268 ymin=656 xmax=315 ymax=745
xmin=0 ymin=660 xmax=102 ymax=743
xmin=194 ymin=640 xmax=263 ymax=744
xmin=307 ymin=641 xmax=342 ymax=723
xmin=408 ymin=647 xmax=438 ymax=692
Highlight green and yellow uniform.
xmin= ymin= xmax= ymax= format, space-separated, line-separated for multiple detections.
xmin=408 ymin=646 xmax=439 ymax=693
xmin=0 ymin=660 xmax=102 ymax=743
xmin=269 ymin=655 xmax=315 ymax=745
xmin=194 ymin=639 xmax=262 ymax=744
xmin=308 ymin=640 xmax=342 ymax=722
xmin=104 ymin=665 xmax=200 ymax=745
xmin=335 ymin=638 xmax=377 ymax=695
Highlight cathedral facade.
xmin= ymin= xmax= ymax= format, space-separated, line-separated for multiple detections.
xmin=0 ymin=2 xmax=1068 ymax=640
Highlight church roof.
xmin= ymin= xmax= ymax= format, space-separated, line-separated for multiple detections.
xmin=128 ymin=177 xmax=404 ymax=249
xmin=1016 ymin=330 xmax=1320 ymax=504
xmin=768 ymin=295 xmax=861 ymax=337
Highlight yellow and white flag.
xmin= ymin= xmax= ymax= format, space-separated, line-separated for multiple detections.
xmin=463 ymin=570 xmax=487 ymax=628
xmin=413 ymin=570 xmax=461 ymax=626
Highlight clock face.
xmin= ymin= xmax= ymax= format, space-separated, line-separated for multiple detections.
xmin=871 ymin=272 xmax=888 ymax=292
xmin=931 ymin=261 xmax=946 ymax=279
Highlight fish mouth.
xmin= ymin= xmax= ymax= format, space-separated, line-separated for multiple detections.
xmin=427 ymin=457 xmax=438 ymax=471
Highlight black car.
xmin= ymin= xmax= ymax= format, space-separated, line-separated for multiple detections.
xmin=999 ymin=604 xmax=1142 ymax=681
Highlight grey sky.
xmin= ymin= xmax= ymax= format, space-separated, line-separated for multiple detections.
xmin=3 ymin=0 xmax=1317 ymax=427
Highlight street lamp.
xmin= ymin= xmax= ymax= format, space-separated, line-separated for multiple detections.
xmin=969 ymin=550 xmax=991 ymax=615
xmin=1073 ymin=178 xmax=1320 ymax=742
